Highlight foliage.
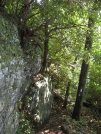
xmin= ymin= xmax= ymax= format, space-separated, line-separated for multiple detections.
xmin=17 ymin=111 xmax=35 ymax=134
xmin=85 ymin=49 xmax=101 ymax=111
xmin=76 ymin=119 xmax=87 ymax=126
xmin=17 ymin=86 xmax=36 ymax=134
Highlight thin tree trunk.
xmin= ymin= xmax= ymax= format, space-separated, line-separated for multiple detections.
xmin=63 ymin=81 xmax=71 ymax=108
xmin=72 ymin=16 xmax=94 ymax=120
xmin=63 ymin=57 xmax=77 ymax=108
xmin=40 ymin=0 xmax=49 ymax=73
xmin=41 ymin=22 xmax=49 ymax=73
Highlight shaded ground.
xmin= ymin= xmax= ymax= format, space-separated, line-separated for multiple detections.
xmin=36 ymin=100 xmax=101 ymax=134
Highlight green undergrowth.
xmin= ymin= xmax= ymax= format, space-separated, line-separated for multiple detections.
xmin=17 ymin=111 xmax=35 ymax=134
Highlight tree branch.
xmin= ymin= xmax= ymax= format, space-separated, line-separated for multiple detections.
xmin=49 ymin=24 xmax=87 ymax=34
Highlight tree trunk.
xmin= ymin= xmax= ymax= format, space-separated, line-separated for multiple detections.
xmin=63 ymin=81 xmax=71 ymax=108
xmin=40 ymin=0 xmax=49 ymax=73
xmin=72 ymin=60 xmax=89 ymax=120
xmin=63 ymin=57 xmax=77 ymax=108
xmin=72 ymin=16 xmax=94 ymax=120
xmin=41 ymin=22 xmax=49 ymax=73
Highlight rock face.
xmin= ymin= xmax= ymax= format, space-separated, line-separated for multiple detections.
xmin=0 ymin=11 xmax=53 ymax=134
xmin=20 ymin=75 xmax=53 ymax=129
xmin=33 ymin=76 xmax=53 ymax=126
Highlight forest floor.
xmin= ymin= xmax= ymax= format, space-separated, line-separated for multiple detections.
xmin=36 ymin=98 xmax=101 ymax=134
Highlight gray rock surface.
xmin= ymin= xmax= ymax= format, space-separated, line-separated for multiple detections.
xmin=0 ymin=12 xmax=53 ymax=134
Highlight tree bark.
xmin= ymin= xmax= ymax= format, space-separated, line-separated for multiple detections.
xmin=72 ymin=60 xmax=89 ymax=120
xmin=63 ymin=57 xmax=77 ymax=108
xmin=40 ymin=0 xmax=49 ymax=73
xmin=72 ymin=16 xmax=94 ymax=120
xmin=63 ymin=81 xmax=71 ymax=108
xmin=41 ymin=22 xmax=49 ymax=73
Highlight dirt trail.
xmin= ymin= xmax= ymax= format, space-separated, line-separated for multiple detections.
xmin=36 ymin=100 xmax=101 ymax=134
